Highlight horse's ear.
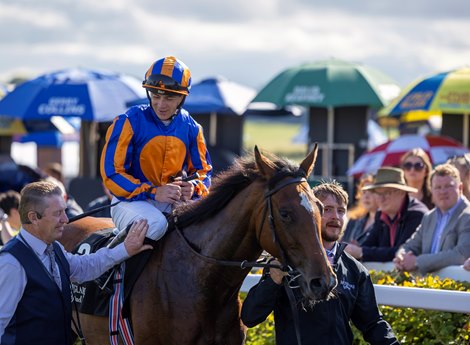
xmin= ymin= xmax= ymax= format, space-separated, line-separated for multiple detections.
xmin=300 ymin=143 xmax=318 ymax=178
xmin=254 ymin=146 xmax=276 ymax=178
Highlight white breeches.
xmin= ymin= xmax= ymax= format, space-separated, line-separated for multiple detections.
xmin=110 ymin=196 xmax=170 ymax=241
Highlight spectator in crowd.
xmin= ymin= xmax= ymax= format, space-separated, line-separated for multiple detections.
xmin=241 ymin=181 xmax=399 ymax=345
xmin=345 ymin=167 xmax=429 ymax=262
xmin=0 ymin=191 xmax=21 ymax=245
xmin=394 ymin=164 xmax=470 ymax=273
xmin=0 ymin=181 xmax=152 ymax=344
xmin=85 ymin=183 xmax=113 ymax=218
xmin=400 ymin=148 xmax=434 ymax=209
xmin=342 ymin=173 xmax=378 ymax=245
xmin=0 ymin=154 xmax=45 ymax=193
xmin=43 ymin=176 xmax=83 ymax=219
xmin=447 ymin=153 xmax=470 ymax=201
xmin=43 ymin=162 xmax=84 ymax=218
xmin=43 ymin=162 xmax=64 ymax=184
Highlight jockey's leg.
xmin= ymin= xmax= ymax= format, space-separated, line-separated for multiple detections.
xmin=95 ymin=197 xmax=169 ymax=292
xmin=108 ymin=196 xmax=169 ymax=247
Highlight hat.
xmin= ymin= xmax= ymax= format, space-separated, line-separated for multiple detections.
xmin=362 ymin=167 xmax=418 ymax=193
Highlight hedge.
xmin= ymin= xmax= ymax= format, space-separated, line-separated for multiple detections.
xmin=243 ymin=271 xmax=470 ymax=345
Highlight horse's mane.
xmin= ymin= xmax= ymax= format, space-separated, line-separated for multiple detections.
xmin=173 ymin=152 xmax=304 ymax=228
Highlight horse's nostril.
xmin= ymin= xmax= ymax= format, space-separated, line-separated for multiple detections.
xmin=309 ymin=278 xmax=322 ymax=290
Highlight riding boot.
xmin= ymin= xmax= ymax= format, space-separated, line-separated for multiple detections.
xmin=94 ymin=227 xmax=129 ymax=294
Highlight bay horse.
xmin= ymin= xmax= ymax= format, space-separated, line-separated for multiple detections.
xmin=60 ymin=145 xmax=336 ymax=345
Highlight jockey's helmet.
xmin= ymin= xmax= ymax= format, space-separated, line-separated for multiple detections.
xmin=142 ymin=56 xmax=191 ymax=96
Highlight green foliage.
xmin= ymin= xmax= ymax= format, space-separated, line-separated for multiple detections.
xmin=242 ymin=273 xmax=470 ymax=345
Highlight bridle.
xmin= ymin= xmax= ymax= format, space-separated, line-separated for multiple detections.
xmin=173 ymin=172 xmax=308 ymax=272
xmin=173 ymin=171 xmax=311 ymax=345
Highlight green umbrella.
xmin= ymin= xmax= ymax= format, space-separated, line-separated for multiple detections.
xmin=252 ymin=59 xmax=400 ymax=108
xmin=252 ymin=60 xmax=400 ymax=179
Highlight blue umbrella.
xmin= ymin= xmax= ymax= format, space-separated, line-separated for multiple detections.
xmin=128 ymin=76 xmax=256 ymax=116
xmin=0 ymin=68 xmax=145 ymax=122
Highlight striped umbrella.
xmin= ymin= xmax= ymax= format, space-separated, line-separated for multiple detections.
xmin=381 ymin=67 xmax=470 ymax=116
xmin=347 ymin=134 xmax=469 ymax=177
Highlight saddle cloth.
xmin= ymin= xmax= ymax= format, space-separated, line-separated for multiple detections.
xmin=71 ymin=229 xmax=153 ymax=317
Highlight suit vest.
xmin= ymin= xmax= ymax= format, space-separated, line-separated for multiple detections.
xmin=1 ymin=238 xmax=73 ymax=345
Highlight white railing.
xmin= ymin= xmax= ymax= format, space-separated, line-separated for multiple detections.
xmin=241 ymin=264 xmax=470 ymax=314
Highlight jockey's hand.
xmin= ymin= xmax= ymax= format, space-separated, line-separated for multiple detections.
xmin=124 ymin=219 xmax=153 ymax=256
xmin=179 ymin=181 xmax=194 ymax=201
xmin=154 ymin=183 xmax=182 ymax=204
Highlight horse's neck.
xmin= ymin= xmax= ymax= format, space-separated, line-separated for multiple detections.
xmin=185 ymin=184 xmax=263 ymax=266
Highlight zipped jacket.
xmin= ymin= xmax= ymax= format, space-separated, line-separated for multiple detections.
xmin=101 ymin=105 xmax=212 ymax=201
xmin=241 ymin=244 xmax=399 ymax=345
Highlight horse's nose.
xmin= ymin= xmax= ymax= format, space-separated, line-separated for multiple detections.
xmin=308 ymin=273 xmax=337 ymax=298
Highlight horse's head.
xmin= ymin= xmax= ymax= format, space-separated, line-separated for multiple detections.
xmin=254 ymin=144 xmax=336 ymax=302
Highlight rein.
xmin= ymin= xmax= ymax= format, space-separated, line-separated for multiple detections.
xmin=174 ymin=173 xmax=308 ymax=345
xmin=173 ymin=175 xmax=307 ymax=272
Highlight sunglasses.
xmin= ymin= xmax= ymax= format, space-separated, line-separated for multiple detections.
xmin=402 ymin=162 xmax=425 ymax=171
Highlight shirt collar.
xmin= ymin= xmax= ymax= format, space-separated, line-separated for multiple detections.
xmin=18 ymin=227 xmax=49 ymax=256
xmin=437 ymin=196 xmax=463 ymax=218
xmin=325 ymin=242 xmax=338 ymax=256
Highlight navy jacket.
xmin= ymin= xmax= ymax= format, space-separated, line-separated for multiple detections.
xmin=1 ymin=239 xmax=73 ymax=345
xmin=362 ymin=196 xmax=428 ymax=262
xmin=241 ymin=244 xmax=399 ymax=345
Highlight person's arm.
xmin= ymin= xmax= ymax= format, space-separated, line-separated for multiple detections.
xmin=187 ymin=123 xmax=212 ymax=198
xmin=0 ymin=254 xmax=27 ymax=338
xmin=415 ymin=216 xmax=470 ymax=273
xmin=101 ymin=116 xmax=157 ymax=201
xmin=350 ymin=270 xmax=399 ymax=344
xmin=241 ymin=272 xmax=283 ymax=328
xmin=64 ymin=219 xmax=152 ymax=283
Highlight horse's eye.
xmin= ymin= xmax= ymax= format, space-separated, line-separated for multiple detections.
xmin=279 ymin=209 xmax=292 ymax=222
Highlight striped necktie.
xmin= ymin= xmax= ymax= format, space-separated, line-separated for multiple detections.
xmin=46 ymin=245 xmax=62 ymax=290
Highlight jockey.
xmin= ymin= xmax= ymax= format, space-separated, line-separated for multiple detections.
xmin=100 ymin=56 xmax=212 ymax=250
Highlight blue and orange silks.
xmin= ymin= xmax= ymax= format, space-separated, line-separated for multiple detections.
xmin=101 ymin=105 xmax=212 ymax=201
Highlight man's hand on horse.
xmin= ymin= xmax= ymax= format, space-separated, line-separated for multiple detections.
xmin=155 ymin=184 xmax=183 ymax=204
xmin=124 ymin=219 xmax=153 ymax=255
xmin=269 ymin=259 xmax=288 ymax=285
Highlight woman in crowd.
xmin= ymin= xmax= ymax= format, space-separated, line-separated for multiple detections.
xmin=341 ymin=173 xmax=377 ymax=245
xmin=400 ymin=148 xmax=434 ymax=209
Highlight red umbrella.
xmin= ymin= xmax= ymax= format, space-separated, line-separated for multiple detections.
xmin=347 ymin=134 xmax=469 ymax=176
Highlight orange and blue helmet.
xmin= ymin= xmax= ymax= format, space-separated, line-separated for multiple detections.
xmin=143 ymin=56 xmax=191 ymax=96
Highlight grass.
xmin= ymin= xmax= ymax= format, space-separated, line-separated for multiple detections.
xmin=243 ymin=117 xmax=307 ymax=163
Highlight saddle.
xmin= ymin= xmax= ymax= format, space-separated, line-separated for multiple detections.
xmin=71 ymin=229 xmax=153 ymax=317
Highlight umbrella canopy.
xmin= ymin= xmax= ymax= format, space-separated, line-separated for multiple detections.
xmin=185 ymin=76 xmax=255 ymax=115
xmin=381 ymin=67 xmax=470 ymax=116
xmin=347 ymin=134 xmax=469 ymax=176
xmin=128 ymin=76 xmax=256 ymax=116
xmin=0 ymin=68 xmax=146 ymax=122
xmin=251 ymin=59 xmax=401 ymax=108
